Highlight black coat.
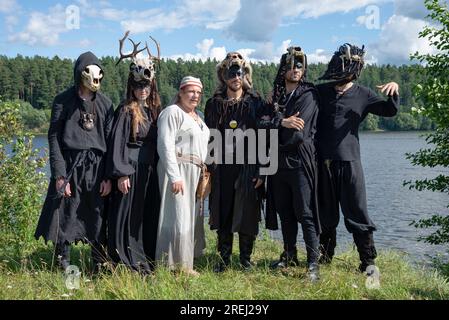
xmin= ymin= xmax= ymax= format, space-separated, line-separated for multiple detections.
xmin=205 ymin=90 xmax=265 ymax=235
xmin=259 ymin=83 xmax=321 ymax=233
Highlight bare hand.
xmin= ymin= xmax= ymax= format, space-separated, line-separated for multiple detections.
xmin=118 ymin=176 xmax=130 ymax=194
xmin=281 ymin=112 xmax=304 ymax=130
xmin=56 ymin=177 xmax=71 ymax=197
xmin=253 ymin=178 xmax=263 ymax=189
xmin=172 ymin=180 xmax=184 ymax=195
xmin=376 ymin=82 xmax=399 ymax=96
xmin=100 ymin=180 xmax=111 ymax=197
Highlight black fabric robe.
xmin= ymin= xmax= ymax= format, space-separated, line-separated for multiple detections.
xmin=259 ymin=83 xmax=321 ymax=234
xmin=205 ymin=90 xmax=265 ymax=236
xmin=105 ymin=104 xmax=160 ymax=272
xmin=35 ymin=52 xmax=114 ymax=246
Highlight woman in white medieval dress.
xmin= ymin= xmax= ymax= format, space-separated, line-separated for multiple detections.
xmin=156 ymin=76 xmax=210 ymax=276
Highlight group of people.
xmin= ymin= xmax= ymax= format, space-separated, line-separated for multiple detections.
xmin=34 ymin=33 xmax=399 ymax=281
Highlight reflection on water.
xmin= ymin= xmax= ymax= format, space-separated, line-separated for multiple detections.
xmin=31 ymin=132 xmax=448 ymax=264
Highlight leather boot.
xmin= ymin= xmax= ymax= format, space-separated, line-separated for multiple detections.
xmin=353 ymin=232 xmax=377 ymax=273
xmin=270 ymin=249 xmax=299 ymax=269
xmin=319 ymin=229 xmax=336 ymax=264
xmin=239 ymin=233 xmax=255 ymax=271
xmin=214 ymin=232 xmax=233 ymax=273
xmin=55 ymin=242 xmax=71 ymax=271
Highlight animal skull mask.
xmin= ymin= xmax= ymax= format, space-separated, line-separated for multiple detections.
xmin=216 ymin=51 xmax=253 ymax=90
xmin=117 ymin=31 xmax=160 ymax=82
xmin=81 ymin=65 xmax=103 ymax=92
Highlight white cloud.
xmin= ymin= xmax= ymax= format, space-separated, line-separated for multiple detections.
xmin=0 ymin=0 xmax=19 ymax=13
xmin=77 ymin=0 xmax=240 ymax=34
xmin=308 ymin=49 xmax=331 ymax=64
xmin=5 ymin=15 xmax=19 ymax=32
xmin=369 ymin=14 xmax=435 ymax=65
xmin=79 ymin=38 xmax=92 ymax=48
xmin=394 ymin=0 xmax=428 ymax=20
xmin=8 ymin=4 xmax=69 ymax=46
xmin=227 ymin=0 xmax=391 ymax=42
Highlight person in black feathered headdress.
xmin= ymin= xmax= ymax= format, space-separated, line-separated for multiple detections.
xmin=259 ymin=46 xmax=321 ymax=282
xmin=315 ymin=43 xmax=400 ymax=277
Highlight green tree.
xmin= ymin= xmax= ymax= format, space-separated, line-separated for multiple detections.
xmin=405 ymin=0 xmax=449 ymax=247
xmin=0 ymin=99 xmax=47 ymax=256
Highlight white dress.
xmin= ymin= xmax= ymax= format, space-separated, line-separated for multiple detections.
xmin=155 ymin=104 xmax=210 ymax=270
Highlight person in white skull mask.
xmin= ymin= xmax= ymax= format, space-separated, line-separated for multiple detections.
xmin=35 ymin=51 xmax=115 ymax=273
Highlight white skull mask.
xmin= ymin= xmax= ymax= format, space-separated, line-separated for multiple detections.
xmin=117 ymin=31 xmax=161 ymax=83
xmin=81 ymin=65 xmax=104 ymax=92
xmin=130 ymin=57 xmax=156 ymax=82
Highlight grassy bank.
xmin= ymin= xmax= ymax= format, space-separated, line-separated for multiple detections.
xmin=1 ymin=230 xmax=448 ymax=300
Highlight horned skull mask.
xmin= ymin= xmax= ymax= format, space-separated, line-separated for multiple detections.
xmin=285 ymin=46 xmax=306 ymax=74
xmin=117 ymin=31 xmax=161 ymax=82
xmin=81 ymin=65 xmax=103 ymax=92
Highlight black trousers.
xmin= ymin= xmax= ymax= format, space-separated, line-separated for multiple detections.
xmin=272 ymin=167 xmax=319 ymax=264
xmin=318 ymin=159 xmax=377 ymax=265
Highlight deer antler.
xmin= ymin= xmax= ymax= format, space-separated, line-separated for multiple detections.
xmin=146 ymin=36 xmax=161 ymax=61
xmin=116 ymin=30 xmax=147 ymax=65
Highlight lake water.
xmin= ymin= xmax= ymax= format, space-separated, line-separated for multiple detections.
xmin=30 ymin=132 xmax=448 ymax=265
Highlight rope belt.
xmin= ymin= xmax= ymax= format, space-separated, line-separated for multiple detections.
xmin=176 ymin=152 xmax=206 ymax=170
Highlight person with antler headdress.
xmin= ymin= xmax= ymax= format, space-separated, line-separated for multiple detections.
xmin=205 ymin=52 xmax=265 ymax=273
xmin=260 ymin=46 xmax=321 ymax=281
xmin=105 ymin=31 xmax=162 ymax=273
xmin=35 ymin=51 xmax=114 ymax=273
xmin=316 ymin=43 xmax=399 ymax=275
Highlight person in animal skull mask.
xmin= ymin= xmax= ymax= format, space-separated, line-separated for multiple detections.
xmin=35 ymin=51 xmax=114 ymax=272
xmin=106 ymin=32 xmax=161 ymax=273
xmin=316 ymin=43 xmax=399 ymax=274
xmin=259 ymin=46 xmax=321 ymax=281
xmin=205 ymin=52 xmax=265 ymax=272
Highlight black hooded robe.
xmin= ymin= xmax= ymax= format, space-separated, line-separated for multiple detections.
xmin=34 ymin=52 xmax=114 ymax=247
xmin=105 ymin=104 xmax=160 ymax=272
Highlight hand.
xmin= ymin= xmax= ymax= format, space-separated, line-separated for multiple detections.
xmin=253 ymin=178 xmax=264 ymax=189
xmin=118 ymin=176 xmax=130 ymax=194
xmin=99 ymin=180 xmax=111 ymax=197
xmin=376 ymin=82 xmax=399 ymax=96
xmin=56 ymin=177 xmax=71 ymax=197
xmin=281 ymin=112 xmax=304 ymax=130
xmin=172 ymin=180 xmax=184 ymax=195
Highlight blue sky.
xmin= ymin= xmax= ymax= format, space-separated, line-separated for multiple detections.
xmin=0 ymin=0 xmax=435 ymax=65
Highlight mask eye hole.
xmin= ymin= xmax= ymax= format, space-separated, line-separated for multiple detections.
xmin=84 ymin=66 xmax=90 ymax=73
xmin=144 ymin=69 xmax=152 ymax=78
xmin=129 ymin=63 xmax=136 ymax=71
xmin=99 ymin=70 xmax=104 ymax=80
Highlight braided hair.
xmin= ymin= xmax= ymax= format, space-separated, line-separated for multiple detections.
xmin=272 ymin=46 xmax=308 ymax=106
xmin=320 ymin=43 xmax=365 ymax=82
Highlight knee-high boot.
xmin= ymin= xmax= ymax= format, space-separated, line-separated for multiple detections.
xmin=239 ymin=233 xmax=255 ymax=270
xmin=214 ymin=232 xmax=233 ymax=273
